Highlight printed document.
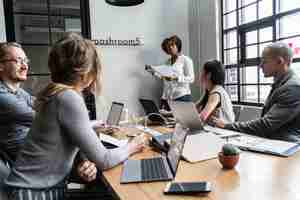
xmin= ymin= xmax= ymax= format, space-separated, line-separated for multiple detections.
xmin=151 ymin=65 xmax=177 ymax=77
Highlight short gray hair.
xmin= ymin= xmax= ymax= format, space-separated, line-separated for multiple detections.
xmin=265 ymin=42 xmax=293 ymax=66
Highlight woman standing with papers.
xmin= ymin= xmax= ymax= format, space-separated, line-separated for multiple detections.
xmin=146 ymin=35 xmax=194 ymax=110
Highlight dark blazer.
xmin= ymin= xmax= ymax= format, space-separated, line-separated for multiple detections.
xmin=225 ymin=69 xmax=300 ymax=142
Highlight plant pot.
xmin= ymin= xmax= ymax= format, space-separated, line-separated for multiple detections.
xmin=218 ymin=152 xmax=239 ymax=169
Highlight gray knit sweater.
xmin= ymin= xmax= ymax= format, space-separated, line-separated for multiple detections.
xmin=5 ymin=89 xmax=130 ymax=188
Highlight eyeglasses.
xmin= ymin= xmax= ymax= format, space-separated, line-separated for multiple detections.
xmin=0 ymin=57 xmax=30 ymax=66
xmin=260 ymin=57 xmax=274 ymax=65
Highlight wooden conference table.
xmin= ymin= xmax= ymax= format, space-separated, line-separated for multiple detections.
xmin=101 ymin=126 xmax=300 ymax=200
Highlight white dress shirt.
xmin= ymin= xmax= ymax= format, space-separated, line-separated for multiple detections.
xmin=153 ymin=54 xmax=195 ymax=100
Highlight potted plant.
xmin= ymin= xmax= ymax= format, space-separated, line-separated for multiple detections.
xmin=218 ymin=144 xmax=240 ymax=169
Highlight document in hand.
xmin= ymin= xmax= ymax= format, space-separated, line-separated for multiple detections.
xmin=181 ymin=132 xmax=225 ymax=163
xmin=151 ymin=65 xmax=177 ymax=77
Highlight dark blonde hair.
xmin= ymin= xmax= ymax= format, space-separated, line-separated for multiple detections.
xmin=48 ymin=33 xmax=101 ymax=87
xmin=0 ymin=42 xmax=22 ymax=60
xmin=36 ymin=33 xmax=102 ymax=109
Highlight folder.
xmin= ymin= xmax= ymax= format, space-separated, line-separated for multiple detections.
xmin=181 ymin=133 xmax=225 ymax=163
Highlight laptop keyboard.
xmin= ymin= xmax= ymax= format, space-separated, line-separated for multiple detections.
xmin=141 ymin=157 xmax=169 ymax=180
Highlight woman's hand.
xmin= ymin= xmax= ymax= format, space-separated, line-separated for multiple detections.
xmin=127 ymin=134 xmax=146 ymax=155
xmin=77 ymin=160 xmax=97 ymax=182
xmin=91 ymin=120 xmax=105 ymax=129
xmin=145 ymin=65 xmax=155 ymax=75
xmin=92 ymin=120 xmax=119 ymax=135
xmin=211 ymin=117 xmax=225 ymax=128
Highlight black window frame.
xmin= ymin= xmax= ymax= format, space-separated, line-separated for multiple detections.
xmin=3 ymin=0 xmax=95 ymax=119
xmin=221 ymin=0 xmax=300 ymax=106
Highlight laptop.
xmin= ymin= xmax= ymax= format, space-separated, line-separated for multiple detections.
xmin=120 ymin=124 xmax=188 ymax=183
xmin=96 ymin=102 xmax=124 ymax=149
xmin=169 ymin=101 xmax=242 ymax=138
xmin=139 ymin=98 xmax=160 ymax=115
xmin=139 ymin=98 xmax=173 ymax=117
xmin=169 ymin=101 xmax=204 ymax=133
xmin=139 ymin=98 xmax=174 ymax=125
xmin=153 ymin=101 xmax=204 ymax=153
xmin=106 ymin=102 xmax=124 ymax=126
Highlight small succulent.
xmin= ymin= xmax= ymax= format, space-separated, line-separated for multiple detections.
xmin=222 ymin=144 xmax=240 ymax=156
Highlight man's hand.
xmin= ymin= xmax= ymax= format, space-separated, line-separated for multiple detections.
xmin=162 ymin=76 xmax=178 ymax=81
xmin=77 ymin=160 xmax=97 ymax=182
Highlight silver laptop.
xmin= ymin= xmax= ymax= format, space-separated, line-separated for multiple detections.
xmin=106 ymin=102 xmax=124 ymax=126
xmin=169 ymin=101 xmax=204 ymax=133
xmin=120 ymin=124 xmax=188 ymax=183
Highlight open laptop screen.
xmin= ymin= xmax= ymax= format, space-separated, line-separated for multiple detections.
xmin=106 ymin=102 xmax=124 ymax=126
xmin=167 ymin=124 xmax=188 ymax=175
xmin=169 ymin=101 xmax=203 ymax=131
xmin=139 ymin=98 xmax=160 ymax=115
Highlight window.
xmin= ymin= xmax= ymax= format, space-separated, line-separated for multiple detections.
xmin=222 ymin=0 xmax=300 ymax=106
xmin=4 ymin=0 xmax=90 ymax=93
xmin=3 ymin=0 xmax=95 ymax=118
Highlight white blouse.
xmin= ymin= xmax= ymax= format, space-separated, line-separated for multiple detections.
xmin=153 ymin=54 xmax=195 ymax=100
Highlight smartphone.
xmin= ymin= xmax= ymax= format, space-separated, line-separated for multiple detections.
xmin=164 ymin=181 xmax=211 ymax=194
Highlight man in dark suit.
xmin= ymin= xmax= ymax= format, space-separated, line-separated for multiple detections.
xmin=214 ymin=42 xmax=300 ymax=142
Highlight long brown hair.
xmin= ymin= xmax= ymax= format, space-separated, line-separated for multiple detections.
xmin=35 ymin=33 xmax=102 ymax=110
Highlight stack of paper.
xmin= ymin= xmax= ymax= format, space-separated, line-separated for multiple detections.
xmin=151 ymin=65 xmax=177 ymax=77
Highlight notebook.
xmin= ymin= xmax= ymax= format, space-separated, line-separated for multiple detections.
xmin=228 ymin=134 xmax=300 ymax=157
xmin=120 ymin=124 xmax=188 ymax=183
xmin=181 ymin=133 xmax=224 ymax=162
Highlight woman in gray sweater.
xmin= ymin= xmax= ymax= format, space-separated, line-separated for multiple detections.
xmin=4 ymin=33 xmax=144 ymax=200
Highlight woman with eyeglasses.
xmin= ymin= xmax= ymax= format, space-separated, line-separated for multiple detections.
xmin=4 ymin=33 xmax=144 ymax=200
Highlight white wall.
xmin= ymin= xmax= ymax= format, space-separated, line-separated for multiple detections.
xmin=188 ymin=0 xmax=221 ymax=99
xmin=0 ymin=0 xmax=6 ymax=42
xmin=90 ymin=0 xmax=190 ymax=119
xmin=197 ymin=0 xmax=221 ymax=66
